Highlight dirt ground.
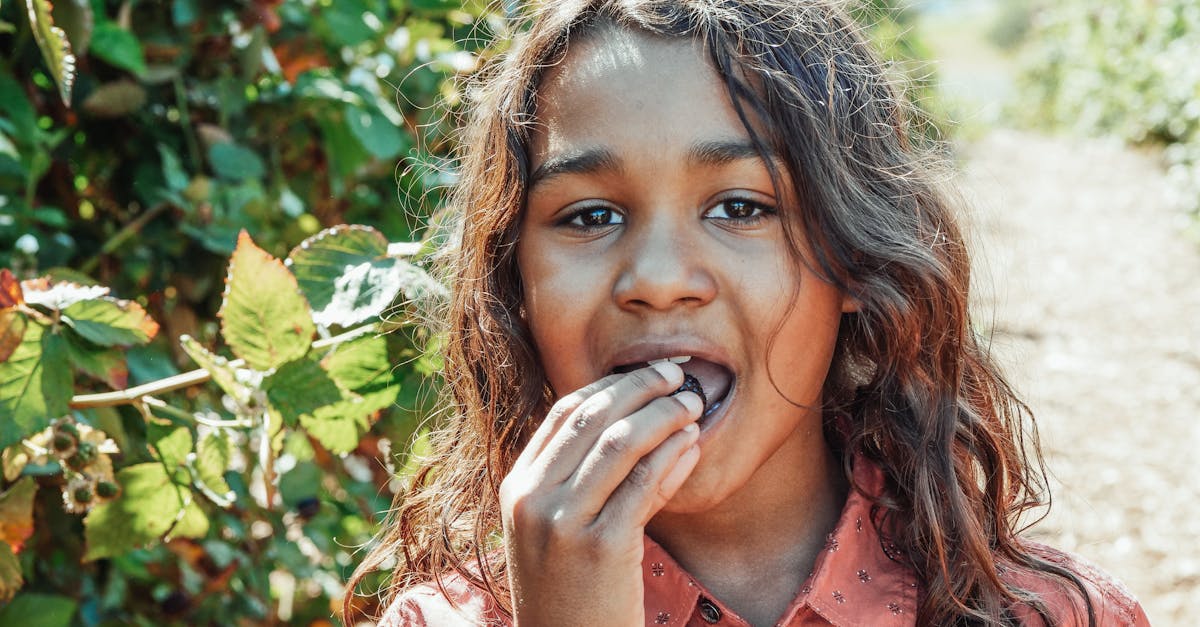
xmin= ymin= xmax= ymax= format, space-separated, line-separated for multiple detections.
xmin=959 ymin=129 xmax=1200 ymax=625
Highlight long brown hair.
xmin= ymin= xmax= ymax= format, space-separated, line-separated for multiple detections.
xmin=347 ymin=2 xmax=1095 ymax=624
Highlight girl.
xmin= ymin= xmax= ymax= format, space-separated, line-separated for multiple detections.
xmin=349 ymin=1 xmax=1150 ymax=625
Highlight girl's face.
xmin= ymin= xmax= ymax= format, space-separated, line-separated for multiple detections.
xmin=516 ymin=27 xmax=853 ymax=512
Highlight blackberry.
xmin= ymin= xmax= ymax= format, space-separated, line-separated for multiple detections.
xmin=673 ymin=373 xmax=707 ymax=412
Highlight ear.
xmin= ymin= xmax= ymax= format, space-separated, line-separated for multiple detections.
xmin=840 ymin=291 xmax=861 ymax=313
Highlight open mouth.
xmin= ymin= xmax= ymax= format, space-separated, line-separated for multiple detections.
xmin=611 ymin=356 xmax=734 ymax=420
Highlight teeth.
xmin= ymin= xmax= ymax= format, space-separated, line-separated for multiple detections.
xmin=648 ymin=356 xmax=692 ymax=365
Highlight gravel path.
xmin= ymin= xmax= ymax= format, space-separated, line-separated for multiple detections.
xmin=960 ymin=129 xmax=1200 ymax=625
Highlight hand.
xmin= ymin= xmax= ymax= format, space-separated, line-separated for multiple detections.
xmin=499 ymin=362 xmax=703 ymax=627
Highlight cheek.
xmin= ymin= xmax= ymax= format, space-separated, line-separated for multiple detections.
xmin=518 ymin=245 xmax=601 ymax=395
xmin=760 ymin=277 xmax=845 ymax=405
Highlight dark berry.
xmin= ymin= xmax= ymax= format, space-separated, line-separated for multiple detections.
xmin=73 ymin=486 xmax=93 ymax=503
xmin=52 ymin=432 xmax=76 ymax=452
xmin=672 ymin=374 xmax=707 ymax=411
xmin=296 ymin=497 xmax=321 ymax=520
xmin=96 ymin=480 xmax=120 ymax=498
xmin=68 ymin=441 xmax=98 ymax=469
xmin=56 ymin=422 xmax=79 ymax=438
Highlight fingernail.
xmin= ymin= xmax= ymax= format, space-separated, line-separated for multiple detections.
xmin=650 ymin=360 xmax=681 ymax=383
xmin=673 ymin=391 xmax=703 ymax=417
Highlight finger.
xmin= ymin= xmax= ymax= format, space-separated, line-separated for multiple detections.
xmin=532 ymin=362 xmax=685 ymax=482
xmin=566 ymin=390 xmax=702 ymax=516
xmin=599 ymin=422 xmax=701 ymax=528
xmin=514 ymin=373 xmax=623 ymax=470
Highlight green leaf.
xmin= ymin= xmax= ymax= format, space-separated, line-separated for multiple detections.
xmin=302 ymin=334 xmax=399 ymax=453
xmin=158 ymin=144 xmax=188 ymax=191
xmin=0 ymin=323 xmax=71 ymax=451
xmin=64 ymin=330 xmax=128 ymax=388
xmin=179 ymin=335 xmax=252 ymax=404
xmin=168 ymin=497 xmax=208 ymax=540
xmin=0 ymin=592 xmax=77 ymax=626
xmin=0 ymin=543 xmax=21 ymax=603
xmin=218 ymin=231 xmax=314 ymax=371
xmin=264 ymin=357 xmax=343 ymax=425
xmin=345 ymin=104 xmax=408 ymax=159
xmin=147 ymin=424 xmax=192 ymax=471
xmin=0 ymin=71 xmax=38 ymax=139
xmin=24 ymin=0 xmax=77 ymax=104
xmin=83 ymin=463 xmax=204 ymax=561
xmin=89 ymin=22 xmax=145 ymax=75
xmin=208 ymin=142 xmax=264 ymax=182
xmin=288 ymin=226 xmax=446 ymax=327
xmin=62 ymin=298 xmax=158 ymax=346
xmin=194 ymin=433 xmax=232 ymax=505
xmin=287 ymin=225 xmax=389 ymax=306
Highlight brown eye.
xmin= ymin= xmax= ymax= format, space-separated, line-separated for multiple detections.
xmin=566 ymin=207 xmax=624 ymax=227
xmin=704 ymin=199 xmax=774 ymax=221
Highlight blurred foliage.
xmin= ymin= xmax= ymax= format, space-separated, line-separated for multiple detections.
xmin=851 ymin=0 xmax=949 ymax=140
xmin=0 ymin=0 xmax=935 ymax=625
xmin=1019 ymin=0 xmax=1200 ymax=216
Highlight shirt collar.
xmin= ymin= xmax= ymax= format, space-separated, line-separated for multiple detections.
xmin=641 ymin=456 xmax=920 ymax=627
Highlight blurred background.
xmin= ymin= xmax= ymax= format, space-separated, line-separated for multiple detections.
xmin=0 ymin=0 xmax=1196 ymax=624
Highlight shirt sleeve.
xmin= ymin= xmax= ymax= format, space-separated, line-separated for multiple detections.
xmin=1011 ymin=542 xmax=1153 ymax=626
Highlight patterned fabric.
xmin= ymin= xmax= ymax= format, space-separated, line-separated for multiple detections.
xmin=377 ymin=458 xmax=1151 ymax=626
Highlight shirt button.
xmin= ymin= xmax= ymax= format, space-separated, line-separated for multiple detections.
xmin=698 ymin=598 xmax=722 ymax=623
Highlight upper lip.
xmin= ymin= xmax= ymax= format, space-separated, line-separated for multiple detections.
xmin=603 ymin=338 xmax=736 ymax=375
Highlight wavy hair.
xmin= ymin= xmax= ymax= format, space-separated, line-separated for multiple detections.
xmin=347 ymin=1 xmax=1095 ymax=624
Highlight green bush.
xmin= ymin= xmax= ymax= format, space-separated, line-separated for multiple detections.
xmin=1019 ymin=0 xmax=1200 ymax=215
xmin=0 ymin=0 xmax=488 ymax=624
xmin=0 ymin=1 xmax=936 ymax=624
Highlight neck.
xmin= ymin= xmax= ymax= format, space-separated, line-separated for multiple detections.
xmin=645 ymin=434 xmax=848 ymax=622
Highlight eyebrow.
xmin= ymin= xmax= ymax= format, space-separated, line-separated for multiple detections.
xmin=527 ymin=139 xmax=770 ymax=192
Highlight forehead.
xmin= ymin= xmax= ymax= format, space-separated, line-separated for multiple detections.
xmin=531 ymin=26 xmax=752 ymax=163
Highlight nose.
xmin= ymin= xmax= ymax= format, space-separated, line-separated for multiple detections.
xmin=612 ymin=217 xmax=717 ymax=312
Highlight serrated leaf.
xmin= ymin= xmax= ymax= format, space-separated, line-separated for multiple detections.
xmin=147 ymin=424 xmax=192 ymax=471
xmin=82 ymin=463 xmax=201 ymax=561
xmin=25 ymin=0 xmax=76 ymax=104
xmin=81 ymin=79 xmax=145 ymax=117
xmin=0 ymin=477 xmax=36 ymax=554
xmin=287 ymin=224 xmax=389 ymax=312
xmin=89 ymin=22 xmax=144 ymax=75
xmin=0 ymin=542 xmax=21 ymax=603
xmin=218 ymin=231 xmax=314 ymax=370
xmin=64 ymin=332 xmax=127 ymax=388
xmin=0 ymin=309 xmax=26 ymax=363
xmin=61 ymin=298 xmax=158 ymax=347
xmin=179 ymin=335 xmax=251 ymax=404
xmin=0 ymin=323 xmax=71 ymax=451
xmin=301 ymin=404 xmax=371 ymax=455
xmin=302 ymin=334 xmax=400 ymax=453
xmin=194 ymin=433 xmax=232 ymax=505
xmin=264 ymin=357 xmax=342 ymax=425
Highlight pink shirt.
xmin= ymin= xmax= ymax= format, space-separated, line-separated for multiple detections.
xmin=379 ymin=460 xmax=1150 ymax=626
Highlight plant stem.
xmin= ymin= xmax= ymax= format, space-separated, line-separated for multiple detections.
xmin=78 ymin=203 xmax=170 ymax=275
xmin=69 ymin=324 xmax=378 ymax=409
